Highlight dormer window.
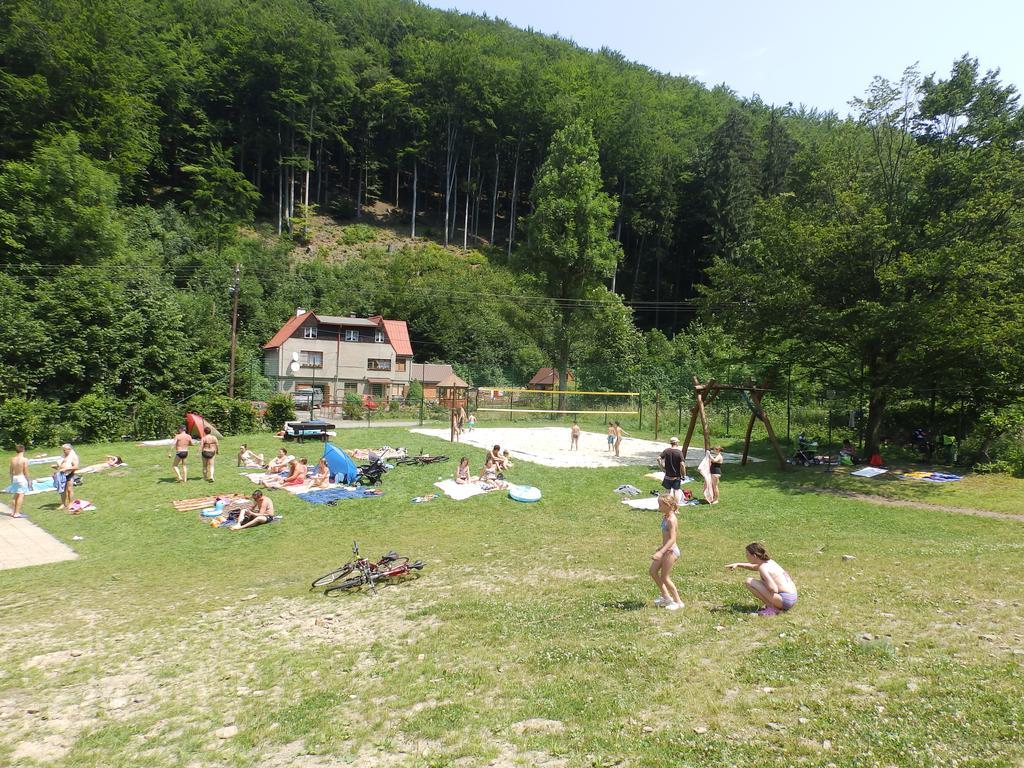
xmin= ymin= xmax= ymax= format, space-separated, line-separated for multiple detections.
xmin=303 ymin=326 xmax=317 ymax=339
xmin=375 ymin=330 xmax=385 ymax=343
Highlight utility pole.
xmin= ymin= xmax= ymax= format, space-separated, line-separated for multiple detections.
xmin=227 ymin=264 xmax=241 ymax=398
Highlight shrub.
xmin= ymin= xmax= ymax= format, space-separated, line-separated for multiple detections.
xmin=186 ymin=394 xmax=261 ymax=435
xmin=339 ymin=223 xmax=377 ymax=246
xmin=388 ymin=398 xmax=400 ymax=413
xmin=133 ymin=393 xmax=181 ymax=440
xmin=264 ymin=394 xmax=295 ymax=431
xmin=407 ymin=380 xmax=423 ymax=403
xmin=67 ymin=392 xmax=130 ymax=443
xmin=342 ymin=392 xmax=364 ymax=420
xmin=0 ymin=397 xmax=59 ymax=448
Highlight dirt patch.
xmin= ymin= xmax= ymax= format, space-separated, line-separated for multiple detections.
xmin=811 ymin=487 xmax=1024 ymax=521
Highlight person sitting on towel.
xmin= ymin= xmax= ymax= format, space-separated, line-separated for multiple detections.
xmin=455 ymin=457 xmax=472 ymax=484
xmin=478 ymin=456 xmax=508 ymax=490
xmin=232 ymin=490 xmax=274 ymax=530
xmin=312 ymin=458 xmax=331 ymax=489
xmin=237 ymin=444 xmax=265 ymax=468
xmin=266 ymin=448 xmax=291 ymax=474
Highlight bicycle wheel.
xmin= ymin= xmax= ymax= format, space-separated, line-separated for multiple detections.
xmin=378 ymin=556 xmax=409 ymax=569
xmin=394 ymin=456 xmax=418 ymax=466
xmin=311 ymin=563 xmax=354 ymax=588
xmin=324 ymin=573 xmax=367 ymax=595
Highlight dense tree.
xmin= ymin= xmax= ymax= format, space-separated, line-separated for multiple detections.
xmin=524 ymin=119 xmax=622 ymax=409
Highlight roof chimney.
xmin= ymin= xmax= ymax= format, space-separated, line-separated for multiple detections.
xmin=296 ymin=307 xmax=305 ymax=316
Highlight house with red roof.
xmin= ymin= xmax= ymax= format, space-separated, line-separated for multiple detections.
xmin=263 ymin=310 xmax=414 ymax=404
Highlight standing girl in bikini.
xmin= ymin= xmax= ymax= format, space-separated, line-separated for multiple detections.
xmin=725 ymin=542 xmax=798 ymax=616
xmin=614 ymin=421 xmax=629 ymax=457
xmin=200 ymin=426 xmax=219 ymax=482
xmin=708 ymin=446 xmax=723 ymax=504
xmin=650 ymin=495 xmax=684 ymax=610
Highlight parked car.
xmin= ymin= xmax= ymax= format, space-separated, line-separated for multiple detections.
xmin=292 ymin=388 xmax=324 ymax=408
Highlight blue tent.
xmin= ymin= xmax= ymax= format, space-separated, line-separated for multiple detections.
xmin=323 ymin=443 xmax=358 ymax=484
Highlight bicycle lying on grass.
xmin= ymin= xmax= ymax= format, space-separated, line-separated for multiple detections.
xmin=393 ymin=451 xmax=449 ymax=466
xmin=311 ymin=542 xmax=425 ymax=595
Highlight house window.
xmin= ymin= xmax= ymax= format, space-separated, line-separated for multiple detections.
xmin=345 ymin=329 xmax=359 ymax=342
xmin=343 ymin=382 xmax=358 ymax=394
xmin=300 ymin=351 xmax=323 ymax=368
xmin=303 ymin=326 xmax=317 ymax=339
xmin=369 ymin=383 xmax=384 ymax=399
xmin=367 ymin=358 xmax=392 ymax=371
xmin=375 ymin=329 xmax=385 ymax=343
xmin=394 ymin=359 xmax=407 ymax=372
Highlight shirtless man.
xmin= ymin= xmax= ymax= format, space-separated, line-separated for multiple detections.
xmin=8 ymin=444 xmax=31 ymax=518
xmin=172 ymin=425 xmax=191 ymax=482
xmin=232 ymin=490 xmax=275 ymax=530
xmin=54 ymin=443 xmax=79 ymax=511
xmin=200 ymin=426 xmax=219 ymax=482
xmin=570 ymin=420 xmax=581 ymax=451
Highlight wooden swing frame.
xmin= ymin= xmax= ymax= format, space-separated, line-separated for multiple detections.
xmin=681 ymin=377 xmax=788 ymax=470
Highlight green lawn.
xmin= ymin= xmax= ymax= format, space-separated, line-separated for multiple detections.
xmin=2 ymin=427 xmax=1023 ymax=767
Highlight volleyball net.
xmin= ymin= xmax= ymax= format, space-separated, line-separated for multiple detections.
xmin=470 ymin=387 xmax=641 ymax=424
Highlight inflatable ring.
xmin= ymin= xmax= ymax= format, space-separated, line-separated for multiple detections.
xmin=508 ymin=485 xmax=542 ymax=503
xmin=200 ymin=507 xmax=221 ymax=517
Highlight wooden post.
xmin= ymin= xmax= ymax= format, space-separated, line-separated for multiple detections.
xmin=695 ymin=389 xmax=711 ymax=451
xmin=741 ymin=411 xmax=757 ymax=465
xmin=654 ymin=390 xmax=660 ymax=440
xmin=681 ymin=407 xmax=698 ymax=459
xmin=450 ymin=408 xmax=457 ymax=442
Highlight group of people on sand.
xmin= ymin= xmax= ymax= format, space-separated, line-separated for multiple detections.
xmin=454 ymin=444 xmax=513 ymax=490
xmin=171 ymin=425 xmax=220 ymax=483
xmin=650 ymin=493 xmax=797 ymax=616
xmin=606 ymin=421 xmax=628 ymax=456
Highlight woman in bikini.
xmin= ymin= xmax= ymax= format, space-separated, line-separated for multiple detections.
xmin=650 ymin=494 xmax=683 ymax=610
xmin=614 ymin=421 xmax=629 ymax=457
xmin=708 ymin=446 xmax=724 ymax=504
xmin=725 ymin=542 xmax=798 ymax=616
xmin=200 ymin=426 xmax=219 ymax=482
xmin=312 ymin=457 xmax=331 ymax=489
xmin=454 ymin=457 xmax=472 ymax=484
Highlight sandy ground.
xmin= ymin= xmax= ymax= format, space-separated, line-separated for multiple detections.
xmin=410 ymin=427 xmax=762 ymax=469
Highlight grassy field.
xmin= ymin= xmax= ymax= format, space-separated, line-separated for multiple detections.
xmin=2 ymin=426 xmax=1023 ymax=767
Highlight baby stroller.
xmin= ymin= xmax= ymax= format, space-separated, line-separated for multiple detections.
xmin=357 ymin=458 xmax=388 ymax=486
xmin=790 ymin=434 xmax=821 ymax=467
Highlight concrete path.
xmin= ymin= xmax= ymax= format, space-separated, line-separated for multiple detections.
xmin=0 ymin=505 xmax=78 ymax=571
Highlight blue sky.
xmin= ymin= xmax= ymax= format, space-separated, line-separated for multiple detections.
xmin=418 ymin=0 xmax=1023 ymax=115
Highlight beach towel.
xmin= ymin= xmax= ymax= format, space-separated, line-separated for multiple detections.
xmin=3 ymin=476 xmax=56 ymax=495
xmin=644 ymin=472 xmax=694 ymax=483
xmin=67 ymin=499 xmax=96 ymax=513
xmin=851 ymin=466 xmax=888 ymax=478
xmin=614 ymin=484 xmax=642 ymax=496
xmin=136 ymin=438 xmax=179 ymax=447
xmin=899 ymin=471 xmax=962 ymax=483
xmin=296 ymin=487 xmax=384 ymax=504
xmin=434 ymin=479 xmax=488 ymax=501
xmin=79 ymin=461 xmax=128 ymax=475
xmin=622 ymin=497 xmax=700 ymax=510
xmin=27 ymin=455 xmax=61 ymax=465
xmin=412 ymin=493 xmax=439 ymax=503
xmin=697 ymin=452 xmax=714 ymax=502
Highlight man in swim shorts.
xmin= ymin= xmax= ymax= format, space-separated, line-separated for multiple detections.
xmin=8 ymin=444 xmax=31 ymax=518
xmin=232 ymin=490 xmax=275 ymax=530
xmin=54 ymin=443 xmax=79 ymax=511
xmin=658 ymin=437 xmax=686 ymax=504
xmin=172 ymin=425 xmax=191 ymax=482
